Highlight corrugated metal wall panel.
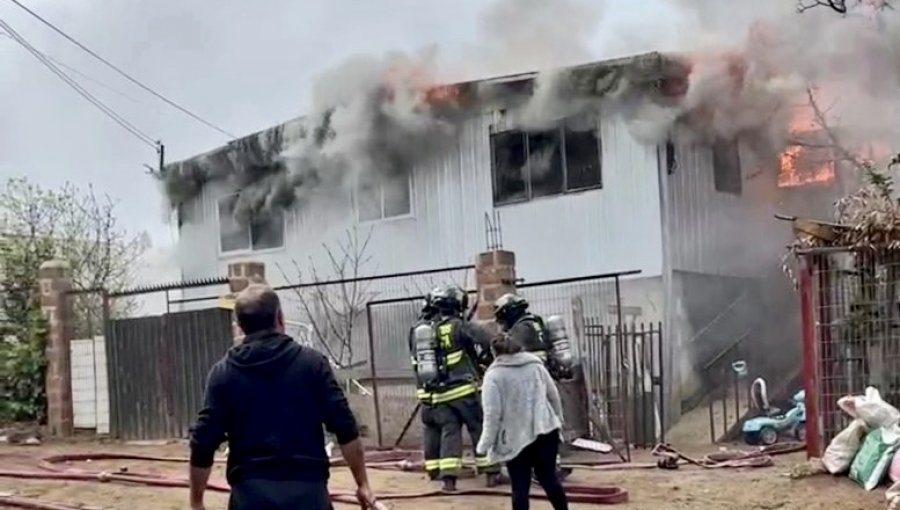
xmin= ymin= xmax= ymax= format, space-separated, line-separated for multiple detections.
xmin=664 ymin=141 xmax=775 ymax=278
xmin=499 ymin=116 xmax=663 ymax=281
xmin=105 ymin=309 xmax=233 ymax=440
xmin=177 ymin=109 xmax=665 ymax=290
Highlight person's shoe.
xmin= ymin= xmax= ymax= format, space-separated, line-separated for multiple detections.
xmin=441 ymin=478 xmax=458 ymax=492
xmin=485 ymin=472 xmax=509 ymax=488
xmin=556 ymin=466 xmax=573 ymax=482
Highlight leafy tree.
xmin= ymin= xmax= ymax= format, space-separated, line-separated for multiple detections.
xmin=0 ymin=177 xmax=148 ymax=423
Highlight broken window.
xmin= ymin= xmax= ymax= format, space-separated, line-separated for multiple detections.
xmin=490 ymin=115 xmax=602 ymax=206
xmin=777 ymin=131 xmax=836 ymax=188
xmin=565 ymin=116 xmax=603 ymax=190
xmin=491 ymin=130 xmax=528 ymax=205
xmin=528 ymin=130 xmax=564 ymax=198
xmin=712 ymin=139 xmax=742 ymax=195
xmin=217 ymin=194 xmax=285 ymax=253
xmin=356 ymin=168 xmax=412 ymax=222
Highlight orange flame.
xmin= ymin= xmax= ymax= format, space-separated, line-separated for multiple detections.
xmin=381 ymin=62 xmax=464 ymax=110
xmin=777 ymin=101 xmax=836 ymax=189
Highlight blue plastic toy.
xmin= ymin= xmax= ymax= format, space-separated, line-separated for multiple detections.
xmin=741 ymin=378 xmax=806 ymax=446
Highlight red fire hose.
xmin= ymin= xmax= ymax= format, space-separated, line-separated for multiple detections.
xmin=0 ymin=452 xmax=630 ymax=506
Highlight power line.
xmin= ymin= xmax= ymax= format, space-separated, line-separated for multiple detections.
xmin=0 ymin=19 xmax=159 ymax=148
xmin=6 ymin=0 xmax=236 ymax=139
xmin=1 ymin=30 xmax=145 ymax=104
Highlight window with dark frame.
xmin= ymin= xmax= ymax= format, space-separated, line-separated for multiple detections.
xmin=712 ymin=139 xmax=742 ymax=195
xmin=356 ymin=168 xmax=412 ymax=222
xmin=217 ymin=195 xmax=285 ymax=253
xmin=490 ymin=116 xmax=602 ymax=206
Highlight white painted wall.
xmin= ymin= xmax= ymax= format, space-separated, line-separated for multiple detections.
xmin=70 ymin=336 xmax=109 ymax=434
xmin=176 ymin=109 xmax=665 ymax=289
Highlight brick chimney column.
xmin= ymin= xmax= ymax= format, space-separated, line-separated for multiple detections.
xmin=39 ymin=260 xmax=74 ymax=437
xmin=221 ymin=262 xmax=266 ymax=346
xmin=474 ymin=250 xmax=517 ymax=321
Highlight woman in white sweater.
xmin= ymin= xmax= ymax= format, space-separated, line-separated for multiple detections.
xmin=475 ymin=334 xmax=569 ymax=510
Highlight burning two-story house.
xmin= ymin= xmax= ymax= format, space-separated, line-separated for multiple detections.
xmin=164 ymin=51 xmax=851 ymax=433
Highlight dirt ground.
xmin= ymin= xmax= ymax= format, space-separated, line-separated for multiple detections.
xmin=0 ymin=440 xmax=890 ymax=510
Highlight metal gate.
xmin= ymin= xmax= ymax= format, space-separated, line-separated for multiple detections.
xmin=105 ymin=308 xmax=233 ymax=440
xmin=581 ymin=320 xmax=664 ymax=460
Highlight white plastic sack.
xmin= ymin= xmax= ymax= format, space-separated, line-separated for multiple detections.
xmin=850 ymin=387 xmax=900 ymax=430
xmin=823 ymin=419 xmax=868 ymax=475
xmin=838 ymin=395 xmax=859 ymax=419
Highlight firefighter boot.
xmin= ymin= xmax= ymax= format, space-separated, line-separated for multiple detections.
xmin=485 ymin=472 xmax=509 ymax=488
xmin=441 ymin=477 xmax=458 ymax=492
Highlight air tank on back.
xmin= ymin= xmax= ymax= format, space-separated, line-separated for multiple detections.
xmin=545 ymin=315 xmax=573 ymax=369
xmin=413 ymin=323 xmax=438 ymax=382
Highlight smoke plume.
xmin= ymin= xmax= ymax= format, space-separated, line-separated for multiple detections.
xmin=162 ymin=0 xmax=900 ymax=222
xmin=161 ymin=0 xmax=606 ymax=222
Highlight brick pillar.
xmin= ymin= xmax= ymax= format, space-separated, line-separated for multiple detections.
xmin=220 ymin=262 xmax=266 ymax=346
xmin=474 ymin=250 xmax=517 ymax=321
xmin=39 ymin=260 xmax=74 ymax=437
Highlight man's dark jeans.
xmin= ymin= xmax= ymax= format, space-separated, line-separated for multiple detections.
xmin=228 ymin=478 xmax=333 ymax=510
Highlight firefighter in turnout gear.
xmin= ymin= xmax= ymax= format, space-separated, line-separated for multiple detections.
xmin=494 ymin=293 xmax=574 ymax=381
xmin=494 ymin=292 xmax=575 ymax=481
xmin=409 ymin=286 xmax=503 ymax=491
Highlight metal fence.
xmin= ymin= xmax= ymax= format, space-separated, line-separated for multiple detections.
xmin=799 ymin=248 xmax=900 ymax=456
xmin=582 ymin=320 xmax=664 ymax=461
xmin=271 ymin=265 xmax=474 ymax=373
xmin=363 ymin=270 xmax=654 ymax=449
xmin=66 ymin=277 xmax=233 ymax=439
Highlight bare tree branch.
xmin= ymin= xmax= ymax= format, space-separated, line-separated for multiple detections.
xmin=798 ymin=0 xmax=892 ymax=12
xmin=278 ymin=226 xmax=377 ymax=369
xmin=804 ymin=86 xmax=869 ymax=173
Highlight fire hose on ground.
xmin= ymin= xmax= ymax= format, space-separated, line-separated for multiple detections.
xmin=0 ymin=443 xmax=806 ymax=509
xmin=0 ymin=450 xmax=631 ymax=508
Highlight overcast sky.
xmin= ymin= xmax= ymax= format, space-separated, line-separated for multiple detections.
xmin=0 ymin=0 xmax=682 ymax=250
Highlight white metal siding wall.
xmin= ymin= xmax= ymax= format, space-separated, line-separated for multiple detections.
xmin=70 ymin=337 xmax=109 ymax=434
xmin=664 ymin=141 xmax=775 ymax=278
xmin=177 ymin=109 xmax=665 ymax=289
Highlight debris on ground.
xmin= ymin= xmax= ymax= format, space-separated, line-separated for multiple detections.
xmin=786 ymin=458 xmax=826 ymax=479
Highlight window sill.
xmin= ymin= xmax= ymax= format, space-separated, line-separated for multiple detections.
xmin=218 ymin=245 xmax=286 ymax=260
xmin=493 ymin=185 xmax=602 ymax=208
xmin=356 ymin=212 xmax=415 ymax=226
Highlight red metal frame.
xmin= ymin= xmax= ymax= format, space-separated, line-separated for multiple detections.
xmin=799 ymin=259 xmax=822 ymax=457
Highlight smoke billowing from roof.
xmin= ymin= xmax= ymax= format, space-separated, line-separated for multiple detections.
xmin=161 ymin=0 xmax=900 ymax=223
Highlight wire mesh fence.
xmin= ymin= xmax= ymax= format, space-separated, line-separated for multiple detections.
xmin=272 ymin=265 xmax=475 ymax=372
xmin=800 ymin=248 xmax=900 ymax=455
xmin=363 ymin=271 xmax=653 ymax=449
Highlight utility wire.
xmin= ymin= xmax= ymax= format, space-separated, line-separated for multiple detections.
xmin=1 ymin=30 xmax=144 ymax=104
xmin=6 ymin=0 xmax=236 ymax=139
xmin=0 ymin=19 xmax=159 ymax=148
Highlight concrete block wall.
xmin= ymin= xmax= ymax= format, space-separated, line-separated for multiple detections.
xmin=70 ymin=336 xmax=109 ymax=434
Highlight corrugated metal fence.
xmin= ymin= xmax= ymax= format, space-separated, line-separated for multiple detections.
xmin=105 ymin=308 xmax=232 ymax=440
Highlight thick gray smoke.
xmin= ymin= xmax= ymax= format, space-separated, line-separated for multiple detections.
xmin=620 ymin=0 xmax=900 ymax=158
xmin=161 ymin=0 xmax=605 ymax=222
xmin=162 ymin=0 xmax=900 ymax=222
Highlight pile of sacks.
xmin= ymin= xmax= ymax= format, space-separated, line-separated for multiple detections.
xmin=820 ymin=387 xmax=900 ymax=506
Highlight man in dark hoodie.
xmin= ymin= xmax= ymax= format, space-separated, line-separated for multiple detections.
xmin=189 ymin=284 xmax=379 ymax=510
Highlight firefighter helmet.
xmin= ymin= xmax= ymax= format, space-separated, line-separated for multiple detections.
xmin=494 ymin=292 xmax=529 ymax=323
xmin=428 ymin=285 xmax=461 ymax=314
